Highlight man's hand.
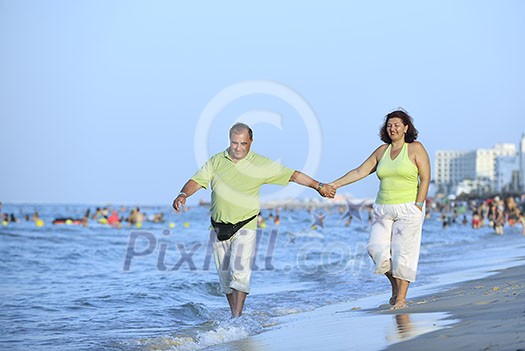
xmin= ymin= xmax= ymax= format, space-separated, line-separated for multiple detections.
xmin=318 ymin=182 xmax=336 ymax=198
xmin=173 ymin=194 xmax=186 ymax=212
xmin=289 ymin=171 xmax=337 ymax=199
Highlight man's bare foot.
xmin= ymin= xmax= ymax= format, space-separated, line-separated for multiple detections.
xmin=390 ymin=300 xmax=407 ymax=310
xmin=389 ymin=296 xmax=397 ymax=305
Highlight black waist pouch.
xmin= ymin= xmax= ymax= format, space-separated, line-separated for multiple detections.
xmin=211 ymin=215 xmax=257 ymax=241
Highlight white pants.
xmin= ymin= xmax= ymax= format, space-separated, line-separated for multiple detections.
xmin=367 ymin=203 xmax=425 ymax=282
xmin=211 ymin=228 xmax=257 ymax=294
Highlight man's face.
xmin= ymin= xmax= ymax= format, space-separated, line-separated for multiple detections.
xmin=228 ymin=129 xmax=252 ymax=162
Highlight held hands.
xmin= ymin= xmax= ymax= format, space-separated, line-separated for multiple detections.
xmin=317 ymin=182 xmax=336 ymax=198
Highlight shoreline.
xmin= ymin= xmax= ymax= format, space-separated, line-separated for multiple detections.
xmin=381 ymin=261 xmax=525 ymax=351
xmin=203 ymin=254 xmax=525 ymax=351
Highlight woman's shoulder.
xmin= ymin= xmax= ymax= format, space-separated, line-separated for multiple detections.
xmin=373 ymin=143 xmax=389 ymax=159
xmin=375 ymin=143 xmax=389 ymax=152
xmin=409 ymin=140 xmax=424 ymax=146
xmin=408 ymin=141 xmax=425 ymax=151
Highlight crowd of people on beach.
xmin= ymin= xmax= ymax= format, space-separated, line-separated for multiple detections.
xmin=2 ymin=196 xmax=524 ymax=235
xmin=0 ymin=203 xmax=166 ymax=229
xmin=432 ymin=194 xmax=525 ymax=235
xmin=87 ymin=206 xmax=164 ymax=227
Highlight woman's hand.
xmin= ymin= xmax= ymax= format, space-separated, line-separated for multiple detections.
xmin=318 ymin=183 xmax=336 ymax=198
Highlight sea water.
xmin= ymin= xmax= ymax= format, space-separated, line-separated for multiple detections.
xmin=1 ymin=203 xmax=524 ymax=350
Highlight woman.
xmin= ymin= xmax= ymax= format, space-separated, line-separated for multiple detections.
xmin=330 ymin=110 xmax=430 ymax=309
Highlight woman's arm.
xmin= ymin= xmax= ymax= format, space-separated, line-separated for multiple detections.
xmin=330 ymin=145 xmax=386 ymax=189
xmin=290 ymin=171 xmax=336 ymax=198
xmin=412 ymin=142 xmax=431 ymax=208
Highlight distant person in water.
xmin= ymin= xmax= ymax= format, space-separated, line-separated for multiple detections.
xmin=329 ymin=109 xmax=430 ymax=310
xmin=107 ymin=210 xmax=120 ymax=227
xmin=519 ymin=212 xmax=525 ymax=236
xmin=172 ymin=122 xmax=336 ymax=317
xmin=128 ymin=207 xmax=144 ymax=225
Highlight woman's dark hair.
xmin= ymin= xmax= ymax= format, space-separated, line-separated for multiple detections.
xmin=379 ymin=109 xmax=418 ymax=143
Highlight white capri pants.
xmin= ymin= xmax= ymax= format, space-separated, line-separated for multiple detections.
xmin=211 ymin=228 xmax=257 ymax=294
xmin=367 ymin=202 xmax=425 ymax=282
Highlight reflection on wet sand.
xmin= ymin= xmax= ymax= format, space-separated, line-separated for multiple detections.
xmin=386 ymin=312 xmax=456 ymax=344
xmin=394 ymin=314 xmax=413 ymax=339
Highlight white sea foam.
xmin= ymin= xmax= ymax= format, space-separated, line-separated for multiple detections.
xmin=137 ymin=316 xmax=263 ymax=351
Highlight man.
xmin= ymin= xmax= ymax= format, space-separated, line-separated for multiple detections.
xmin=173 ymin=123 xmax=335 ymax=317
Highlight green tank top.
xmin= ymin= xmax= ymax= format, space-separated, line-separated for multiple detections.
xmin=375 ymin=143 xmax=419 ymax=204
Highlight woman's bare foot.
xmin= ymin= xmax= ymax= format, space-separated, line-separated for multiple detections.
xmin=389 ymin=295 xmax=397 ymax=305
xmin=385 ymin=272 xmax=397 ymax=306
xmin=390 ymin=299 xmax=407 ymax=310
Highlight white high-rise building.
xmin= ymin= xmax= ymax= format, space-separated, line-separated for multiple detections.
xmin=474 ymin=143 xmax=516 ymax=181
xmin=495 ymin=156 xmax=520 ymax=192
xmin=520 ymin=133 xmax=525 ymax=192
xmin=434 ymin=150 xmax=473 ymax=194
xmin=435 ymin=143 xmax=517 ymax=195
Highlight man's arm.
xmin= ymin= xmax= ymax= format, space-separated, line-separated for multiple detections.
xmin=289 ymin=171 xmax=336 ymax=198
xmin=172 ymin=179 xmax=203 ymax=212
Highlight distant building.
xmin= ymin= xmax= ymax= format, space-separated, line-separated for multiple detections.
xmin=495 ymin=156 xmax=520 ymax=193
xmin=435 ymin=141 xmax=521 ymax=196
xmin=434 ymin=150 xmax=472 ymax=195
xmin=520 ymin=133 xmax=525 ymax=192
xmin=455 ymin=178 xmax=492 ymax=197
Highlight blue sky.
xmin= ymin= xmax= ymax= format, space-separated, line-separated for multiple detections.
xmin=1 ymin=1 xmax=524 ymax=205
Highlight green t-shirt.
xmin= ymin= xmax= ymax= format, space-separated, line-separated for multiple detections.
xmin=191 ymin=150 xmax=295 ymax=230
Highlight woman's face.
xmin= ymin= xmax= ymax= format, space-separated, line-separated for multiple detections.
xmin=386 ymin=117 xmax=408 ymax=142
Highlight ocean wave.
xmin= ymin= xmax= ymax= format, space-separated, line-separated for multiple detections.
xmin=167 ymin=302 xmax=214 ymax=323
xmin=132 ymin=315 xmax=263 ymax=351
xmin=168 ymin=281 xmax=223 ymax=298
xmin=2 ymin=203 xmax=525 ymax=351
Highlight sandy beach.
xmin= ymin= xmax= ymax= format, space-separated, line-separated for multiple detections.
xmin=204 ymin=260 xmax=525 ymax=351
xmin=383 ymin=261 xmax=525 ymax=351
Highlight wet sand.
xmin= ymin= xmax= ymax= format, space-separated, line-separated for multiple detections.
xmin=382 ymin=261 xmax=525 ymax=351
xmin=204 ymin=261 xmax=525 ymax=351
